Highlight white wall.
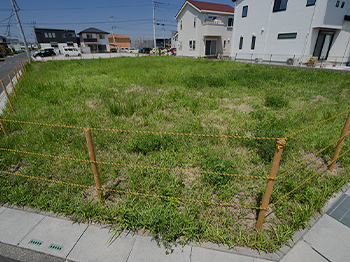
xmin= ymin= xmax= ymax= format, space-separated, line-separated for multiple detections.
xmin=231 ymin=0 xmax=350 ymax=63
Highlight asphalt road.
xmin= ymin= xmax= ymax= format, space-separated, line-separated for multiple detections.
xmin=0 ymin=53 xmax=27 ymax=93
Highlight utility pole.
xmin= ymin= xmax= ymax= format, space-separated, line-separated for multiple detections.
xmin=163 ymin=19 xmax=165 ymax=48
xmin=10 ymin=0 xmax=32 ymax=61
xmin=152 ymin=0 xmax=157 ymax=55
xmin=110 ymin=16 xmax=117 ymax=52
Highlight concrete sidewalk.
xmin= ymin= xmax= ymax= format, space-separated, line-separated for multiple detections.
xmin=0 ymin=184 xmax=349 ymax=262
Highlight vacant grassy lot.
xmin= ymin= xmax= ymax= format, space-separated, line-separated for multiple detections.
xmin=0 ymin=56 xmax=349 ymax=251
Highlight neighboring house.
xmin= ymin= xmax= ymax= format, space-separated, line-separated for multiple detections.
xmin=78 ymin=28 xmax=110 ymax=53
xmin=108 ymin=34 xmax=131 ymax=51
xmin=7 ymin=38 xmax=23 ymax=51
xmin=171 ymin=31 xmax=178 ymax=48
xmin=35 ymin=28 xmax=78 ymax=54
xmin=231 ymin=0 xmax=350 ymax=64
xmin=175 ymin=0 xmax=235 ymax=58
xmin=0 ymin=35 xmax=8 ymax=47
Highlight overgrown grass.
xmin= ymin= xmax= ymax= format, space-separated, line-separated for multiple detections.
xmin=0 ymin=56 xmax=349 ymax=252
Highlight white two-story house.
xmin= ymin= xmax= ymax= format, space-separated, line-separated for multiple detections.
xmin=78 ymin=28 xmax=110 ymax=53
xmin=175 ymin=0 xmax=235 ymax=58
xmin=231 ymin=0 xmax=350 ymax=64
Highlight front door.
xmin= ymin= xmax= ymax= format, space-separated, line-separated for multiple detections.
xmin=205 ymin=40 xmax=216 ymax=56
xmin=313 ymin=31 xmax=335 ymax=60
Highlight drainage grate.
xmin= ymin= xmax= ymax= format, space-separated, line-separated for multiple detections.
xmin=28 ymin=239 xmax=43 ymax=246
xmin=48 ymin=244 xmax=63 ymax=251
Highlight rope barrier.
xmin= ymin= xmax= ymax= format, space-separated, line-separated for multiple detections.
xmin=268 ymin=147 xmax=350 ymax=210
xmin=276 ymin=132 xmax=350 ymax=180
xmin=0 ymin=118 xmax=280 ymax=140
xmin=0 ymin=147 xmax=269 ymax=180
xmin=0 ymin=169 xmax=263 ymax=210
xmin=286 ymin=109 xmax=350 ymax=139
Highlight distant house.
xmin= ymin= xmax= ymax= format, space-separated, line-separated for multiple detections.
xmin=34 ymin=28 xmax=78 ymax=54
xmin=7 ymin=38 xmax=23 ymax=51
xmin=175 ymin=0 xmax=235 ymax=58
xmin=108 ymin=34 xmax=131 ymax=52
xmin=231 ymin=0 xmax=350 ymax=64
xmin=0 ymin=35 xmax=8 ymax=47
xmin=78 ymin=28 xmax=110 ymax=53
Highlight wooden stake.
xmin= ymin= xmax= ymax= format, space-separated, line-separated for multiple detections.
xmin=0 ymin=120 xmax=8 ymax=136
xmin=256 ymin=138 xmax=286 ymax=231
xmin=8 ymin=75 xmax=17 ymax=99
xmin=329 ymin=112 xmax=350 ymax=172
xmin=13 ymin=69 xmax=21 ymax=90
xmin=0 ymin=80 xmax=15 ymax=112
xmin=85 ymin=129 xmax=104 ymax=201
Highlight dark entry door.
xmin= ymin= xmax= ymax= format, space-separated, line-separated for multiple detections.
xmin=205 ymin=40 xmax=216 ymax=56
xmin=313 ymin=31 xmax=335 ymax=60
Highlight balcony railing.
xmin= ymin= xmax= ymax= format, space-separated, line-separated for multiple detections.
xmin=83 ymin=38 xmax=97 ymax=43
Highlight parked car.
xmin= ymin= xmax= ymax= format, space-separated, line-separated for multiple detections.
xmin=33 ymin=49 xmax=56 ymax=57
xmin=129 ymin=48 xmax=139 ymax=54
xmin=120 ymin=47 xmax=129 ymax=53
xmin=63 ymin=47 xmax=81 ymax=57
xmin=140 ymin=47 xmax=152 ymax=54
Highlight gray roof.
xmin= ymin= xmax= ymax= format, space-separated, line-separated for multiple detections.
xmin=77 ymin=27 xmax=109 ymax=35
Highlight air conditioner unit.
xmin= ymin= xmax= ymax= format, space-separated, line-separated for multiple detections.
xmin=286 ymin=58 xmax=294 ymax=65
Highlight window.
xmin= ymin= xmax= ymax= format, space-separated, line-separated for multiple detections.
xmin=68 ymin=33 xmax=76 ymax=37
xmin=223 ymin=40 xmax=226 ymax=49
xmin=62 ymin=33 xmax=68 ymax=38
xmin=228 ymin=17 xmax=234 ymax=27
xmin=242 ymin=6 xmax=248 ymax=17
xmin=336 ymin=1 xmax=340 ymax=7
xmin=48 ymin=33 xmax=52 ymax=38
xmin=251 ymin=35 xmax=256 ymax=50
xmin=178 ymin=41 xmax=182 ymax=51
xmin=194 ymin=17 xmax=196 ymax=28
xmin=341 ymin=2 xmax=345 ymax=8
xmin=180 ymin=20 xmax=182 ymax=30
xmin=52 ymin=33 xmax=56 ymax=38
xmin=189 ymin=40 xmax=196 ymax=51
xmin=67 ymin=42 xmax=74 ymax=47
xmin=239 ymin=36 xmax=243 ymax=49
xmin=86 ymin=34 xmax=93 ymax=38
xmin=306 ymin=0 xmax=316 ymax=6
xmin=99 ymin=34 xmax=105 ymax=39
xmin=273 ymin=0 xmax=288 ymax=12
xmin=277 ymin=33 xmax=297 ymax=39
xmin=44 ymin=33 xmax=48 ymax=38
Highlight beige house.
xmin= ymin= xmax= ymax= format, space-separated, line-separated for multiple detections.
xmin=108 ymin=34 xmax=131 ymax=51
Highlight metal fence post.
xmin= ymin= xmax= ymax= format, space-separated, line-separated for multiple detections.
xmin=329 ymin=112 xmax=350 ymax=172
xmin=0 ymin=80 xmax=15 ymax=112
xmin=85 ymin=128 xmax=104 ymax=202
xmin=8 ymin=75 xmax=17 ymax=99
xmin=256 ymin=138 xmax=286 ymax=231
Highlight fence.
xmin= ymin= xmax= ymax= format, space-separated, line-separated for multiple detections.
xmin=231 ymin=52 xmax=350 ymax=68
xmin=0 ymin=60 xmax=349 ymax=230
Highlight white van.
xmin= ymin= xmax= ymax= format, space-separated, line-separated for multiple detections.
xmin=63 ymin=47 xmax=81 ymax=57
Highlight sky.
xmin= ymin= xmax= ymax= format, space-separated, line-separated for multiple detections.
xmin=0 ymin=0 xmax=235 ymax=43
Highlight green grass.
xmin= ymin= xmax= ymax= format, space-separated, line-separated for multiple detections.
xmin=0 ymin=56 xmax=349 ymax=252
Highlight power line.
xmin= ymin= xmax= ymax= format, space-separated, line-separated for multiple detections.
xmin=18 ymin=4 xmax=152 ymax=11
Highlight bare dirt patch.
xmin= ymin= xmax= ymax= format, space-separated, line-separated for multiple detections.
xmin=311 ymin=95 xmax=326 ymax=103
xmin=301 ymin=150 xmax=344 ymax=175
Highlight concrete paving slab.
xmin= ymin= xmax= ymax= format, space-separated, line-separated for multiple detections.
xmin=0 ymin=208 xmax=45 ymax=245
xmin=67 ymin=226 xmax=136 ymax=262
xmin=253 ymin=259 xmax=275 ymax=262
xmin=191 ymin=247 xmax=253 ymax=262
xmin=127 ymin=235 xmax=191 ymax=262
xmin=303 ymin=215 xmax=350 ymax=262
xmin=279 ymin=240 xmax=328 ymax=262
xmin=0 ymin=206 xmax=5 ymax=214
xmin=346 ymin=187 xmax=350 ymax=196
xmin=18 ymin=216 xmax=88 ymax=259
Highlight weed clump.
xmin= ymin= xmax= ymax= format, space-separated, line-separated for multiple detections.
xmin=127 ymin=134 xmax=178 ymax=154
xmin=265 ymin=95 xmax=289 ymax=109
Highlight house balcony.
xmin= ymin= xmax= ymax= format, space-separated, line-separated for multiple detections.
xmin=83 ymin=38 xmax=97 ymax=43
xmin=203 ymin=24 xmax=226 ymax=37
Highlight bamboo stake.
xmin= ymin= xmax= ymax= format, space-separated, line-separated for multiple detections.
xmin=0 ymin=120 xmax=8 ymax=136
xmin=256 ymin=138 xmax=286 ymax=231
xmin=85 ymin=129 xmax=104 ymax=201
xmin=13 ymin=69 xmax=21 ymax=90
xmin=0 ymin=80 xmax=15 ymax=112
xmin=8 ymin=75 xmax=17 ymax=99
xmin=329 ymin=112 xmax=350 ymax=172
